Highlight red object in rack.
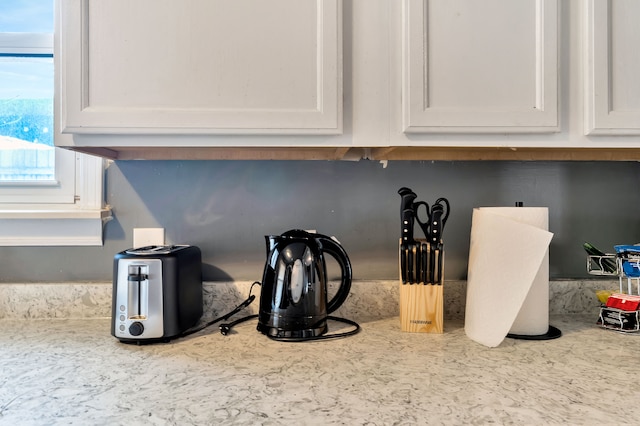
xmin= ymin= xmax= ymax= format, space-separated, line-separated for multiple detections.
xmin=605 ymin=293 xmax=640 ymax=311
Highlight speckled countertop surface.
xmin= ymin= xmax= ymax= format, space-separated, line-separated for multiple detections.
xmin=1 ymin=314 xmax=638 ymax=425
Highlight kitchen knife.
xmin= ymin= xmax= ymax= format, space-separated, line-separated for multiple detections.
xmin=421 ymin=242 xmax=428 ymax=284
xmin=414 ymin=242 xmax=421 ymax=284
xmin=438 ymin=248 xmax=444 ymax=285
xmin=409 ymin=242 xmax=417 ymax=284
xmin=402 ymin=207 xmax=415 ymax=284
xmin=398 ymin=188 xmax=418 ymax=247
xmin=406 ymin=244 xmax=412 ymax=284
xmin=400 ymin=242 xmax=407 ymax=284
xmin=424 ymin=242 xmax=431 ymax=284
xmin=428 ymin=208 xmax=442 ymax=283
xmin=429 ymin=203 xmax=444 ymax=247
xmin=416 ymin=241 xmax=424 ymax=284
xmin=401 ymin=207 xmax=417 ymax=247
xmin=403 ymin=244 xmax=409 ymax=284
xmin=398 ymin=188 xmax=417 ymax=284
xmin=433 ymin=247 xmax=440 ymax=285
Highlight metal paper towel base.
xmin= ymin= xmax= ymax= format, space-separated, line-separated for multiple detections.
xmin=507 ymin=325 xmax=562 ymax=341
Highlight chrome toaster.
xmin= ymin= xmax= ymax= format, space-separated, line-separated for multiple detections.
xmin=111 ymin=245 xmax=203 ymax=343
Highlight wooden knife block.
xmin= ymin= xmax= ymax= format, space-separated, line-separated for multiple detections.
xmin=398 ymin=238 xmax=444 ymax=333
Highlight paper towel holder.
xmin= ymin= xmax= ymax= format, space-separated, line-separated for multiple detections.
xmin=507 ymin=201 xmax=562 ymax=340
xmin=506 ymin=325 xmax=562 ymax=341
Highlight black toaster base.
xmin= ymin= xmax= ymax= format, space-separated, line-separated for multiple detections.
xmin=117 ymin=336 xmax=174 ymax=345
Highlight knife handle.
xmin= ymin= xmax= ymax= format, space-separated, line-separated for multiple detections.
xmin=425 ymin=242 xmax=432 ymax=284
xmin=407 ymin=244 xmax=414 ymax=284
xmin=421 ymin=243 xmax=428 ymax=284
xmin=435 ymin=249 xmax=440 ymax=285
xmin=430 ymin=204 xmax=444 ymax=246
xmin=398 ymin=187 xmax=417 ymax=209
xmin=398 ymin=188 xmax=418 ymax=246
xmin=400 ymin=245 xmax=407 ymax=284
xmin=401 ymin=208 xmax=416 ymax=246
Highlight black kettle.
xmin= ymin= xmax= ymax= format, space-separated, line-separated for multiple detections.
xmin=257 ymin=229 xmax=353 ymax=340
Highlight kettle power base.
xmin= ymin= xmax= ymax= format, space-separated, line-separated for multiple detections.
xmin=257 ymin=323 xmax=328 ymax=340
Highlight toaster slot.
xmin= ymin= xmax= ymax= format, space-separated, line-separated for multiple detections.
xmin=127 ymin=264 xmax=149 ymax=320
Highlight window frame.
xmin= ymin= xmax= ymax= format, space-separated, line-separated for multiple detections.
xmin=0 ymin=10 xmax=110 ymax=246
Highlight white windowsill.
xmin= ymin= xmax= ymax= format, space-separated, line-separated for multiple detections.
xmin=0 ymin=207 xmax=112 ymax=246
xmin=1 ymin=20 xmax=111 ymax=247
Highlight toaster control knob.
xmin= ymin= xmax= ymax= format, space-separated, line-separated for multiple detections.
xmin=129 ymin=322 xmax=144 ymax=336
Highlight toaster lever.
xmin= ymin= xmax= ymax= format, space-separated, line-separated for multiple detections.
xmin=128 ymin=272 xmax=148 ymax=281
xmin=128 ymin=265 xmax=148 ymax=282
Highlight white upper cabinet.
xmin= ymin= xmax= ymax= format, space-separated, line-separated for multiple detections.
xmin=55 ymin=0 xmax=640 ymax=159
xmin=59 ymin=0 xmax=342 ymax=135
xmin=402 ymin=0 xmax=559 ymax=133
xmin=584 ymin=0 xmax=640 ymax=135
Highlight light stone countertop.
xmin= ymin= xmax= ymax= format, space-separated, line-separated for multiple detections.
xmin=0 ymin=314 xmax=638 ymax=425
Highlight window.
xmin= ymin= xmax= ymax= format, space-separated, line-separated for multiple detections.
xmin=1 ymin=1 xmax=55 ymax=182
xmin=1 ymin=41 xmax=55 ymax=182
xmin=0 ymin=1 xmax=110 ymax=246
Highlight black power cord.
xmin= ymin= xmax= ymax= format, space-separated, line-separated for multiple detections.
xmin=178 ymin=281 xmax=260 ymax=339
xmin=219 ymin=314 xmax=259 ymax=335
xmin=180 ymin=280 xmax=360 ymax=342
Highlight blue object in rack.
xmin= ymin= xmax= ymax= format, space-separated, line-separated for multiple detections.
xmin=614 ymin=245 xmax=640 ymax=254
xmin=614 ymin=245 xmax=640 ymax=278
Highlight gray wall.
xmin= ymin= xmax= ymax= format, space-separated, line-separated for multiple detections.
xmin=1 ymin=160 xmax=638 ymax=282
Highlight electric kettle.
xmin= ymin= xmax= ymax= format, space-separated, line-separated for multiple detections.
xmin=257 ymin=229 xmax=353 ymax=340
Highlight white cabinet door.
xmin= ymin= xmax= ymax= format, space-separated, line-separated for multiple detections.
xmin=585 ymin=0 xmax=640 ymax=135
xmin=59 ymin=0 xmax=342 ymax=135
xmin=402 ymin=0 xmax=558 ymax=134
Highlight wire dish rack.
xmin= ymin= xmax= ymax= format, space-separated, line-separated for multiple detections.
xmin=587 ymin=245 xmax=640 ymax=295
xmin=587 ymin=245 xmax=640 ymax=333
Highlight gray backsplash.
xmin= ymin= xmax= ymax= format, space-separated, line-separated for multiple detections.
xmin=1 ymin=161 xmax=638 ymax=284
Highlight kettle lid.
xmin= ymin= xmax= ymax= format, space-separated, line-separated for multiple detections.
xmin=279 ymin=229 xmax=314 ymax=239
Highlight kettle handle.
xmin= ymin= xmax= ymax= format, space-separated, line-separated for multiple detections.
xmin=317 ymin=235 xmax=352 ymax=314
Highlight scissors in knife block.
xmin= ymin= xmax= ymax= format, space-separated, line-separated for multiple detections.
xmin=412 ymin=197 xmax=449 ymax=244
xmin=430 ymin=198 xmax=449 ymax=284
xmin=412 ymin=198 xmax=444 ymax=284
xmin=413 ymin=201 xmax=431 ymax=241
xmin=407 ymin=201 xmax=431 ymax=285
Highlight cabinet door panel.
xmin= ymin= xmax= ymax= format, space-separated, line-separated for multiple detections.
xmin=585 ymin=0 xmax=640 ymax=135
xmin=402 ymin=0 xmax=558 ymax=133
xmin=60 ymin=0 xmax=341 ymax=135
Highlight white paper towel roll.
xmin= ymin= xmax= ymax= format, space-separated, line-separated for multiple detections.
xmin=465 ymin=207 xmax=553 ymax=347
